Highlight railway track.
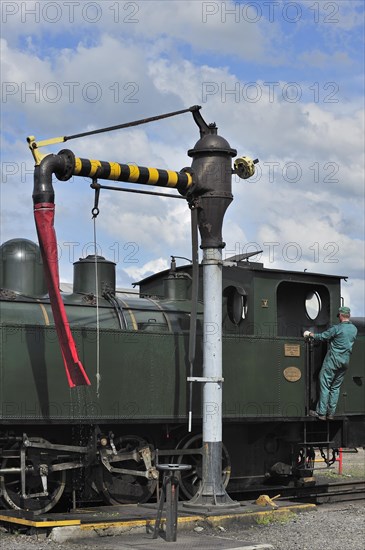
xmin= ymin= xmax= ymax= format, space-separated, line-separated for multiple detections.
xmin=295 ymin=479 xmax=365 ymax=503
xmin=236 ymin=479 xmax=365 ymax=505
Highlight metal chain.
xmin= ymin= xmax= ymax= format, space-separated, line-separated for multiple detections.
xmin=92 ymin=196 xmax=101 ymax=398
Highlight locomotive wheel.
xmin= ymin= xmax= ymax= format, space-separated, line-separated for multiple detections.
xmin=0 ymin=441 xmax=66 ymax=515
xmin=96 ymin=435 xmax=157 ymax=505
xmin=175 ymin=434 xmax=231 ymax=499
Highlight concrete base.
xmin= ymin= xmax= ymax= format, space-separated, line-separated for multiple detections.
xmin=0 ymin=501 xmax=316 ymax=543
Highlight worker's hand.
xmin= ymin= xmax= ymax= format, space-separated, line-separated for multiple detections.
xmin=303 ymin=330 xmax=312 ymax=338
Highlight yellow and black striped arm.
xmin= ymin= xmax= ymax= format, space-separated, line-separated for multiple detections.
xmin=73 ymin=157 xmax=193 ymax=193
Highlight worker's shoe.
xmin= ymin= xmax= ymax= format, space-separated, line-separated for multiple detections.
xmin=327 ymin=415 xmax=335 ymax=420
xmin=309 ymin=410 xmax=326 ymax=420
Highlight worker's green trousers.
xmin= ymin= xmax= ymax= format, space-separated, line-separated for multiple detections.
xmin=316 ymin=354 xmax=347 ymax=416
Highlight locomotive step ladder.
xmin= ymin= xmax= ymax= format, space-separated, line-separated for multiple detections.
xmin=295 ymin=420 xmax=340 ymax=474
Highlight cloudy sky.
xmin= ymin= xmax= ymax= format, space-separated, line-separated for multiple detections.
xmin=1 ymin=0 xmax=364 ymax=314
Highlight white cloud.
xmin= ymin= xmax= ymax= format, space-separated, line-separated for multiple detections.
xmin=1 ymin=1 xmax=278 ymax=63
xmin=98 ymin=195 xmax=191 ymax=258
xmin=299 ymin=50 xmax=354 ymax=68
xmin=123 ymin=257 xmax=170 ymax=282
xmin=235 ymin=183 xmax=365 ymax=278
xmin=340 ymin=277 xmax=365 ymax=318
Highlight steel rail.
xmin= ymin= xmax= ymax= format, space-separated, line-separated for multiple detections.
xmin=233 ymin=479 xmax=365 ymax=504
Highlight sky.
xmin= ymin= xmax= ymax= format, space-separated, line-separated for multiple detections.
xmin=1 ymin=0 xmax=364 ymax=315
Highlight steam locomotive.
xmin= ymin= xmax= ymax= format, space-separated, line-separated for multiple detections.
xmin=1 ymin=236 xmax=364 ymax=514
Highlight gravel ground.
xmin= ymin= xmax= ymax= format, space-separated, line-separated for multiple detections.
xmin=223 ymin=501 xmax=365 ymax=550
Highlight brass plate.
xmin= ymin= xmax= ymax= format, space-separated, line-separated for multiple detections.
xmin=283 ymin=367 xmax=302 ymax=382
xmin=284 ymin=344 xmax=300 ymax=357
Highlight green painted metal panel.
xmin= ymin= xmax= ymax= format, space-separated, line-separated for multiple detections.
xmin=0 ymin=325 xmax=194 ymax=422
xmin=336 ymin=335 xmax=365 ymax=414
xmin=223 ymin=337 xmax=306 ymax=418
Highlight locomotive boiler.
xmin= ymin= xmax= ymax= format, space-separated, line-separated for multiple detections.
xmin=0 ymin=106 xmax=364 ymax=514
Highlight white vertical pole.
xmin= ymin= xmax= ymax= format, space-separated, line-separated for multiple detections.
xmin=185 ymin=247 xmax=238 ymax=507
xmin=202 ymin=247 xmax=223 ymax=446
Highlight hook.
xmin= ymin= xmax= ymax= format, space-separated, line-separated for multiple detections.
xmin=91 ymin=178 xmax=101 ymax=218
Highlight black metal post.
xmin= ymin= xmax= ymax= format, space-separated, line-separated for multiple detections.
xmin=153 ymin=464 xmax=191 ymax=542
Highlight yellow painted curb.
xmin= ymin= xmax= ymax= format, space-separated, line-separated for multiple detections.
xmin=0 ymin=514 xmax=81 ymax=528
xmin=0 ymin=503 xmax=316 ymax=531
xmin=79 ymin=503 xmax=316 ymax=531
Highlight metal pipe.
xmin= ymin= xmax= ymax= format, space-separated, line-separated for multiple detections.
xmin=89 ymin=182 xmax=186 ymax=199
xmin=202 ymin=247 xmax=223 ymax=446
xmin=71 ymin=155 xmax=193 ymax=194
xmin=182 ymin=112 xmax=239 ymax=510
xmin=184 ymin=248 xmax=239 ymax=509
xmin=201 ymin=248 xmax=224 ymax=501
xmin=32 ymin=154 xmax=67 ymax=205
xmin=199 ymin=248 xmax=238 ymax=505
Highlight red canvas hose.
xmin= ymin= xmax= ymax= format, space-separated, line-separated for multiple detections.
xmin=34 ymin=202 xmax=90 ymax=387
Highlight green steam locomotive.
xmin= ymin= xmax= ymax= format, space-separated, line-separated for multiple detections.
xmin=0 ymin=237 xmax=364 ymax=514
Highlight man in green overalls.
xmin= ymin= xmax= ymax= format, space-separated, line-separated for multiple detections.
xmin=304 ymin=306 xmax=358 ymax=420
